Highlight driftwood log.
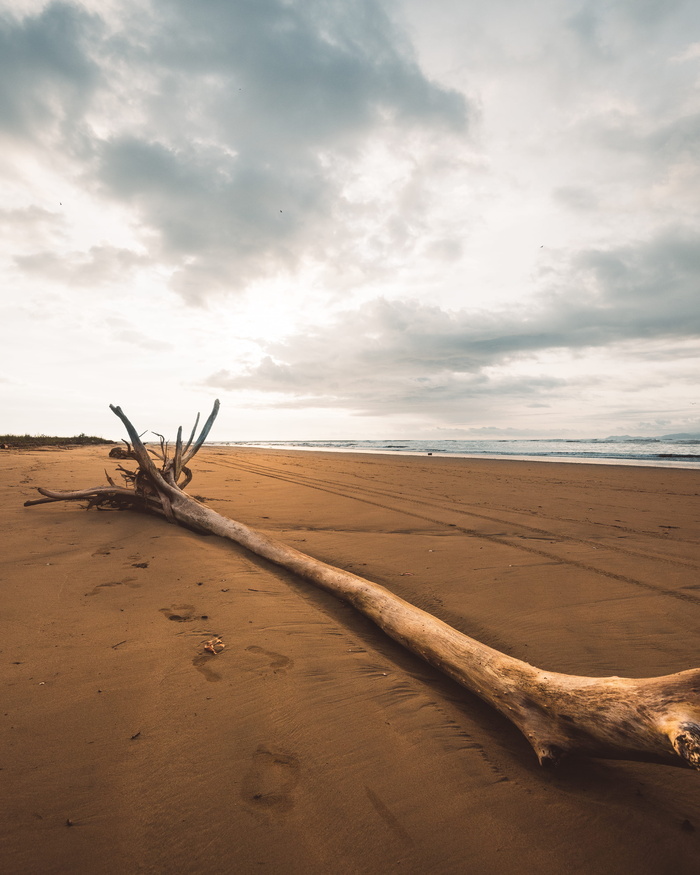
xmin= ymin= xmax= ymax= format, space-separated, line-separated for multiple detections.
xmin=25 ymin=402 xmax=700 ymax=771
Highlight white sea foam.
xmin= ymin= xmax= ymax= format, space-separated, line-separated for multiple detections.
xmin=209 ymin=438 xmax=700 ymax=468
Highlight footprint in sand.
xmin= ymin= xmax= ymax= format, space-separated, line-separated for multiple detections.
xmin=241 ymin=746 xmax=300 ymax=811
xmin=159 ymin=604 xmax=196 ymax=622
xmin=91 ymin=546 xmax=119 ymax=557
xmin=245 ymin=645 xmax=293 ymax=674
xmin=85 ymin=578 xmax=139 ymax=596
xmin=192 ymin=651 xmax=223 ymax=682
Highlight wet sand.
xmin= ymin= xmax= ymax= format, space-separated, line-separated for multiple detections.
xmin=2 ymin=445 xmax=700 ymax=873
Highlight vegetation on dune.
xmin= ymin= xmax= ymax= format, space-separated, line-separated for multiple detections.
xmin=0 ymin=433 xmax=114 ymax=449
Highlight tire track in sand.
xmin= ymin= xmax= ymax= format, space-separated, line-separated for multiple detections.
xmin=204 ymin=453 xmax=700 ymax=608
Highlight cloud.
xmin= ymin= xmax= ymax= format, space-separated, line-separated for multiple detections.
xmin=0 ymin=2 xmax=101 ymax=144
xmin=15 ymin=244 xmax=148 ymax=285
xmin=2 ymin=0 xmax=468 ymax=303
xmin=204 ymin=223 xmax=700 ymax=416
xmin=434 ymin=425 xmax=551 ymax=437
xmin=3 ymin=0 xmax=699 ymax=439
xmin=0 ymin=205 xmax=62 ymax=231
xmin=551 ymin=186 xmax=600 ymax=212
xmin=204 ymin=294 xmax=567 ymax=414
xmin=111 ymin=328 xmax=173 ymax=353
xmin=565 ymin=226 xmax=700 ymax=334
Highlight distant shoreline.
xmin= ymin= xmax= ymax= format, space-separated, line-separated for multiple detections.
xmin=209 ymin=441 xmax=700 ymax=469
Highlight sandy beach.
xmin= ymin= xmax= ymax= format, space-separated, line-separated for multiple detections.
xmin=2 ymin=445 xmax=700 ymax=874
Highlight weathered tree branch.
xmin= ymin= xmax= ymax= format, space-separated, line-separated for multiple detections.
xmin=24 ymin=402 xmax=700 ymax=771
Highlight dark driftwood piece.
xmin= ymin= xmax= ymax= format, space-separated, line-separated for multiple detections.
xmin=25 ymin=402 xmax=700 ymax=771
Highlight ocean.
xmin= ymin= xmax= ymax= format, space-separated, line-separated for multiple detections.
xmin=212 ymin=437 xmax=700 ymax=468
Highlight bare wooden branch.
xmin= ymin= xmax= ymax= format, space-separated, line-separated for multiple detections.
xmin=24 ymin=401 xmax=700 ymax=772
xmin=151 ymin=432 xmax=168 ymax=462
xmin=109 ymin=405 xmax=165 ymax=483
xmin=178 ymin=465 xmax=193 ymax=491
xmin=173 ymin=425 xmax=184 ymax=481
xmin=182 ymin=412 xmax=200 ymax=456
xmin=181 ymin=399 xmax=220 ymax=466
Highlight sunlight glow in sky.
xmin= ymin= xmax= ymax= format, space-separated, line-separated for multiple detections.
xmin=1 ymin=0 xmax=700 ymax=441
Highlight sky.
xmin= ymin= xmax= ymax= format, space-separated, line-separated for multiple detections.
xmin=1 ymin=0 xmax=700 ymax=442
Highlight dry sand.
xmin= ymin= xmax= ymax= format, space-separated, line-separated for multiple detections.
xmin=2 ymin=445 xmax=700 ymax=874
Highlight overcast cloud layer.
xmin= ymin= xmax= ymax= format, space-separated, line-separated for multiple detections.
xmin=1 ymin=0 xmax=699 ymax=439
